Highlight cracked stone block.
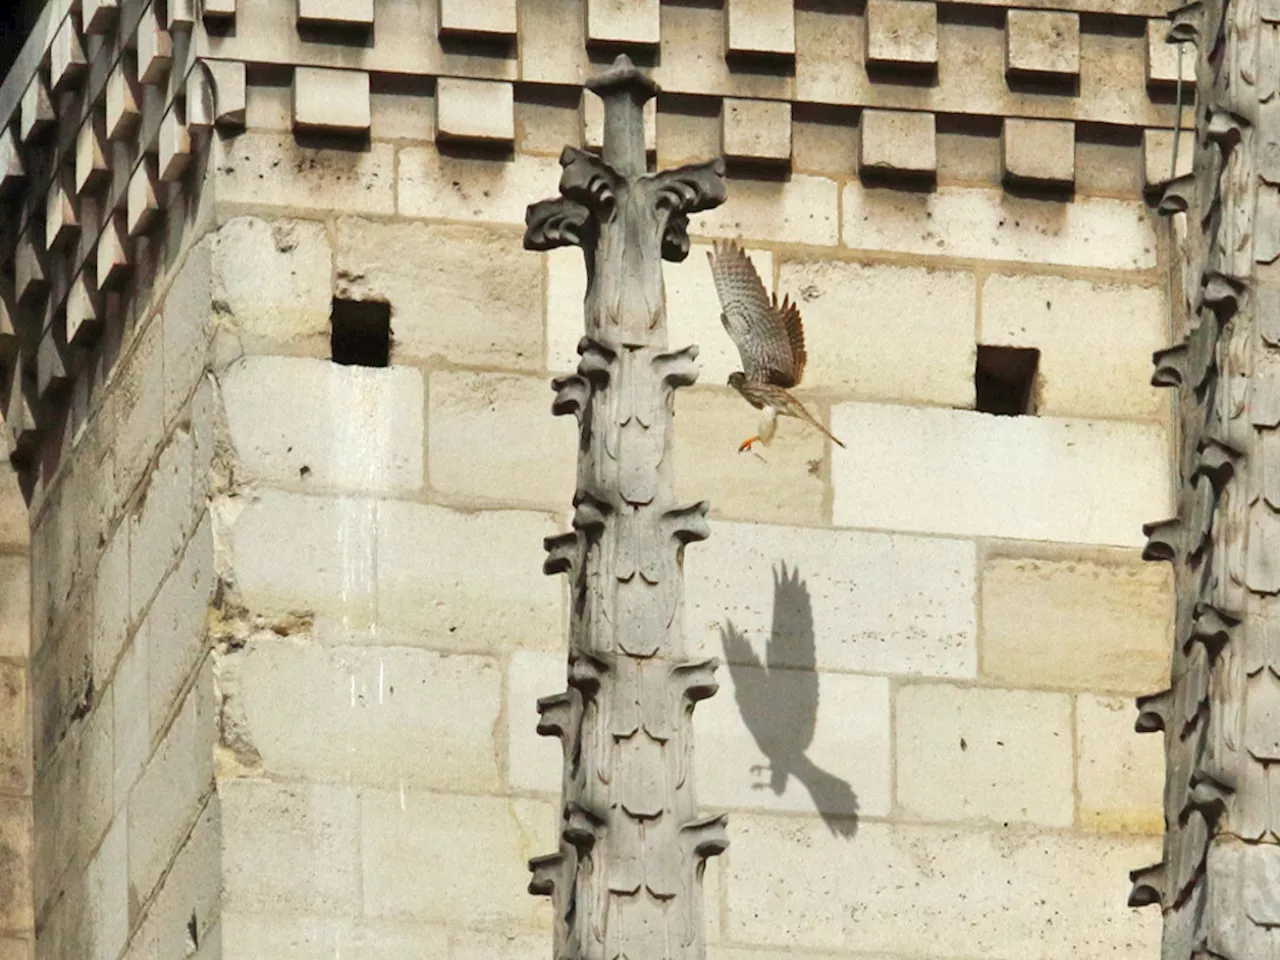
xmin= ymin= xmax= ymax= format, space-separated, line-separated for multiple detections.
xmin=722 ymin=97 xmax=791 ymax=165
xmin=298 ymin=0 xmax=374 ymax=28
xmin=860 ymin=108 xmax=936 ymax=176
xmin=726 ymin=0 xmax=795 ymax=58
xmin=1002 ymin=118 xmax=1075 ymax=186
xmin=436 ymin=78 xmax=514 ymax=144
xmin=586 ymin=0 xmax=659 ymax=47
xmin=866 ymin=0 xmax=937 ymax=70
xmin=438 ymin=0 xmax=516 ymax=39
xmin=293 ymin=67 xmax=370 ymax=135
xmin=1005 ymin=10 xmax=1079 ymax=80
xmin=584 ymin=90 xmax=655 ymax=153
xmin=1142 ymin=128 xmax=1193 ymax=187
xmin=1146 ymin=19 xmax=1195 ymax=87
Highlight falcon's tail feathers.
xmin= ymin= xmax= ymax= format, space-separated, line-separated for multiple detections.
xmin=794 ymin=405 xmax=846 ymax=449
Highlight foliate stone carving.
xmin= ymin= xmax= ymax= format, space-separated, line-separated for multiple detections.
xmin=1132 ymin=1 xmax=1280 ymax=955
xmin=525 ymin=55 xmax=726 ymax=960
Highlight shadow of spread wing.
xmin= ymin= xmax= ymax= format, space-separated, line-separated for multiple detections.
xmin=720 ymin=620 xmax=775 ymax=750
xmin=768 ymin=562 xmax=818 ymax=752
xmin=706 ymin=240 xmax=804 ymax=387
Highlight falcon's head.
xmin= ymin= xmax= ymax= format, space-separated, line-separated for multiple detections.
xmin=727 ymin=371 xmax=747 ymax=390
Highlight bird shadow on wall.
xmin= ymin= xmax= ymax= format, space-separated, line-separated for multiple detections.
xmin=720 ymin=562 xmax=859 ymax=838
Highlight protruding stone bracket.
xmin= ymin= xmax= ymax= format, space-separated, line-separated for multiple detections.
xmin=663 ymin=501 xmax=711 ymax=545
xmin=653 ymin=344 xmax=701 ymax=389
xmin=673 ymin=658 xmax=720 ymax=704
xmin=680 ymin=813 xmax=730 ymax=864
xmin=1143 ymin=517 xmax=1183 ymax=562
xmin=1135 ymin=688 xmax=1173 ymax=732
xmin=1166 ymin=1 xmax=1203 ymax=45
xmin=1128 ymin=861 xmax=1167 ymax=907
xmin=564 ymin=802 xmax=608 ymax=853
xmin=573 ymin=492 xmax=612 ymax=537
xmin=1152 ymin=343 xmax=1189 ymax=387
xmin=578 ymin=338 xmax=617 ymax=384
xmin=544 ymin=531 xmax=580 ymax=576
xmin=1158 ymin=175 xmax=1195 ymax=215
xmin=552 ymin=374 xmax=591 ymax=420
xmin=528 ymin=851 xmax=565 ymax=897
xmin=525 ymin=197 xmax=594 ymax=251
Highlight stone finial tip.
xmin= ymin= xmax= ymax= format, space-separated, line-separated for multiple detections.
xmin=585 ymin=53 xmax=660 ymax=100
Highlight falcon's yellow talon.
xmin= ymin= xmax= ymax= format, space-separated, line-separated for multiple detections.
xmin=738 ymin=437 xmax=760 ymax=453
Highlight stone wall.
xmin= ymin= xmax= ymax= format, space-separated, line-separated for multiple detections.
xmin=0 ymin=0 xmax=1188 ymax=957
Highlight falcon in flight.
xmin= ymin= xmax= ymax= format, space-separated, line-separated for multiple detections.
xmin=707 ymin=240 xmax=845 ymax=453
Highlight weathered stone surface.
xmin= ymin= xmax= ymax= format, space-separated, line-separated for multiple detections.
xmin=1145 ymin=17 xmax=1195 ymax=86
xmin=777 ymin=258 xmax=975 ymax=406
xmin=726 ymin=0 xmax=795 ymax=57
xmin=695 ymin=173 xmax=839 ymax=246
xmin=686 ymin=521 xmax=976 ymax=676
xmin=897 ymin=683 xmax=1074 ymax=826
xmin=722 ymin=98 xmax=791 ymax=165
xmin=212 ymin=216 xmax=333 ymax=354
xmin=111 ymin=635 xmax=147 ymax=810
xmin=0 ymin=661 xmax=28 ymax=793
xmin=831 ymin=402 xmax=1170 ymax=546
xmin=0 ymin=556 xmax=29 ymax=659
xmin=162 ymin=237 xmax=213 ymax=424
xmin=586 ymin=0 xmax=659 ymax=46
xmin=128 ymin=426 xmax=199 ymax=626
xmin=362 ymin=791 xmax=553 ymax=925
xmin=674 ymin=389 xmax=826 ymax=525
xmin=222 ymin=356 xmax=425 ymax=493
xmin=724 ymin=816 xmax=1160 ymax=954
xmin=221 ymin=915 xmax=449 ymax=959
xmin=696 ymin=668 xmax=891 ymax=817
xmin=238 ymin=640 xmax=501 ymax=789
xmin=1006 ymin=10 xmax=1080 ymax=78
xmin=427 ymin=371 xmax=576 ymax=507
xmin=293 ymin=67 xmax=371 ymax=135
xmin=398 ymin=149 xmax=560 ymax=224
xmin=865 ymin=0 xmax=938 ymax=67
xmin=375 ymin=501 xmax=562 ymax=652
xmin=981 ymin=548 xmax=1172 ymax=693
xmin=215 ymin=133 xmax=394 ymax=215
xmin=82 ymin=815 xmax=127 ymax=960
xmin=1002 ymin=118 xmax=1076 ymax=185
xmin=334 ymin=218 xmax=541 ymax=369
xmin=979 ymin=272 xmax=1166 ymax=419
xmin=860 ymin=109 xmax=936 ymax=175
xmin=1076 ymin=694 xmax=1163 ymax=834
xmin=92 ymin=527 xmax=129 ymax=689
xmin=0 ymin=799 xmax=32 ymax=933
xmin=843 ymin=183 xmax=1158 ymax=269
xmin=439 ymin=0 xmax=516 ymax=38
xmin=506 ymin=650 xmax=564 ymax=793
xmin=436 ymin=78 xmax=514 ymax=144
xmin=222 ymin=778 xmax=359 ymax=913
xmin=297 ymin=0 xmax=374 ymax=27
xmin=1142 ymin=128 xmax=1193 ymax=187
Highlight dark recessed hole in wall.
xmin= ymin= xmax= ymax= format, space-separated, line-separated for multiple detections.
xmin=330 ymin=299 xmax=391 ymax=367
xmin=975 ymin=344 xmax=1039 ymax=415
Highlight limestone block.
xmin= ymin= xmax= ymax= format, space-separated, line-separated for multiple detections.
xmin=162 ymin=238 xmax=213 ymax=422
xmin=897 ymin=683 xmax=1073 ymax=826
xmin=376 ymin=502 xmax=563 ymax=653
xmin=722 ymin=98 xmax=792 ymax=165
xmin=696 ymin=668 xmax=890 ymax=818
xmin=724 ymin=816 xmax=1161 ymax=954
xmin=157 ymin=107 xmax=192 ymax=182
xmin=830 ymin=403 xmax=1170 ymax=546
xmin=126 ymin=160 xmax=159 ymax=237
xmin=1005 ymin=10 xmax=1080 ymax=79
xmin=75 ymin=119 xmax=108 ymax=196
xmin=0 ymin=938 xmax=29 ymax=960
xmin=0 ymin=662 xmax=28 ymax=793
xmin=293 ymin=67 xmax=370 ymax=135
xmin=685 ymin=521 xmax=977 ymax=676
xmin=0 ymin=127 xmax=23 ymax=194
xmin=105 ymin=317 xmax=166 ymax=500
xmin=506 ymin=650 xmax=565 ymax=793
xmin=85 ymin=0 xmax=119 ymax=33
xmin=673 ymin=388 xmax=826 ymax=525
xmin=105 ymin=62 xmax=139 ymax=141
xmin=866 ymin=0 xmax=938 ymax=68
xmin=427 ymin=371 xmax=576 ymax=507
xmin=0 ymin=800 xmax=31 ymax=933
xmin=49 ymin=18 xmax=87 ymax=93
xmin=1077 ymin=694 xmax=1164 ymax=833
xmin=297 ymin=0 xmax=374 ymax=28
xmin=547 ymin=243 xmax=770 ymax=378
xmin=726 ymin=0 xmax=795 ymax=57
xmin=45 ymin=175 xmax=78 ymax=251
xmin=694 ymin=172 xmax=839 ymax=246
xmin=112 ymin=635 xmax=148 ymax=809
xmin=36 ymin=325 xmax=70 ymax=400
xmin=583 ymin=90 xmax=655 ymax=153
xmin=228 ymin=489 xmax=376 ymax=626
xmin=215 ymin=133 xmax=394 ymax=215
xmin=222 ymin=356 xmax=424 ymax=493
xmin=14 ymin=236 xmax=44 ymax=306
xmin=221 ymin=915 xmax=450 ymax=958
xmin=362 ymin=790 xmax=554 ymax=925
xmin=1142 ymin=128 xmax=1193 ymax=187
xmin=212 ymin=216 xmax=333 ymax=352
xmin=127 ymin=665 xmax=215 ymax=904
xmin=455 ymin=931 xmax=545 ymax=960
xmin=335 ymin=218 xmax=541 ymax=368
xmin=586 ymin=0 xmax=659 ymax=47
xmin=19 ymin=74 xmax=52 ymax=144
xmin=397 ymin=148 xmax=562 ymax=224
xmin=1145 ymin=18 xmax=1194 ymax=86
xmin=169 ymin=0 xmax=197 ymax=28
xmin=142 ymin=515 xmax=212 ymax=738
xmin=980 ymin=273 xmax=1166 ymax=419
xmin=128 ymin=427 xmax=198 ymax=626
xmin=1002 ymin=118 xmax=1075 ymax=186
xmin=92 ymin=526 xmax=130 ymax=690
xmin=860 ymin=109 xmax=936 ymax=176
xmin=777 ymin=258 xmax=975 ymax=405
xmin=136 ymin=4 xmax=172 ymax=85
xmin=238 ymin=640 xmax=501 ymax=789
xmin=204 ymin=0 xmax=236 ymax=17
xmin=435 ymin=78 xmax=514 ymax=144
xmin=982 ymin=550 xmax=1171 ymax=693
xmin=842 ymin=183 xmax=1158 ymax=270
xmin=83 ymin=803 xmax=128 ymax=960
xmin=222 ymin=779 xmax=360 ymax=913
xmin=97 ymin=213 xmax=130 ymax=290
xmin=0 ymin=556 xmax=29 ymax=659
xmin=122 ymin=801 xmax=219 ymax=960
xmin=439 ymin=0 xmax=516 ymax=39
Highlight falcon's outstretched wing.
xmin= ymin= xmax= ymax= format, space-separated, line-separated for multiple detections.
xmin=706 ymin=240 xmax=807 ymax=387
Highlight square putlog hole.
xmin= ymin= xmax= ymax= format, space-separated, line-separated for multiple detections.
xmin=975 ymin=344 xmax=1039 ymax=415
xmin=331 ymin=298 xmax=391 ymax=367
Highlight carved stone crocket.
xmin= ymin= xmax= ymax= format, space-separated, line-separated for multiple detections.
xmin=706 ymin=240 xmax=846 ymax=452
